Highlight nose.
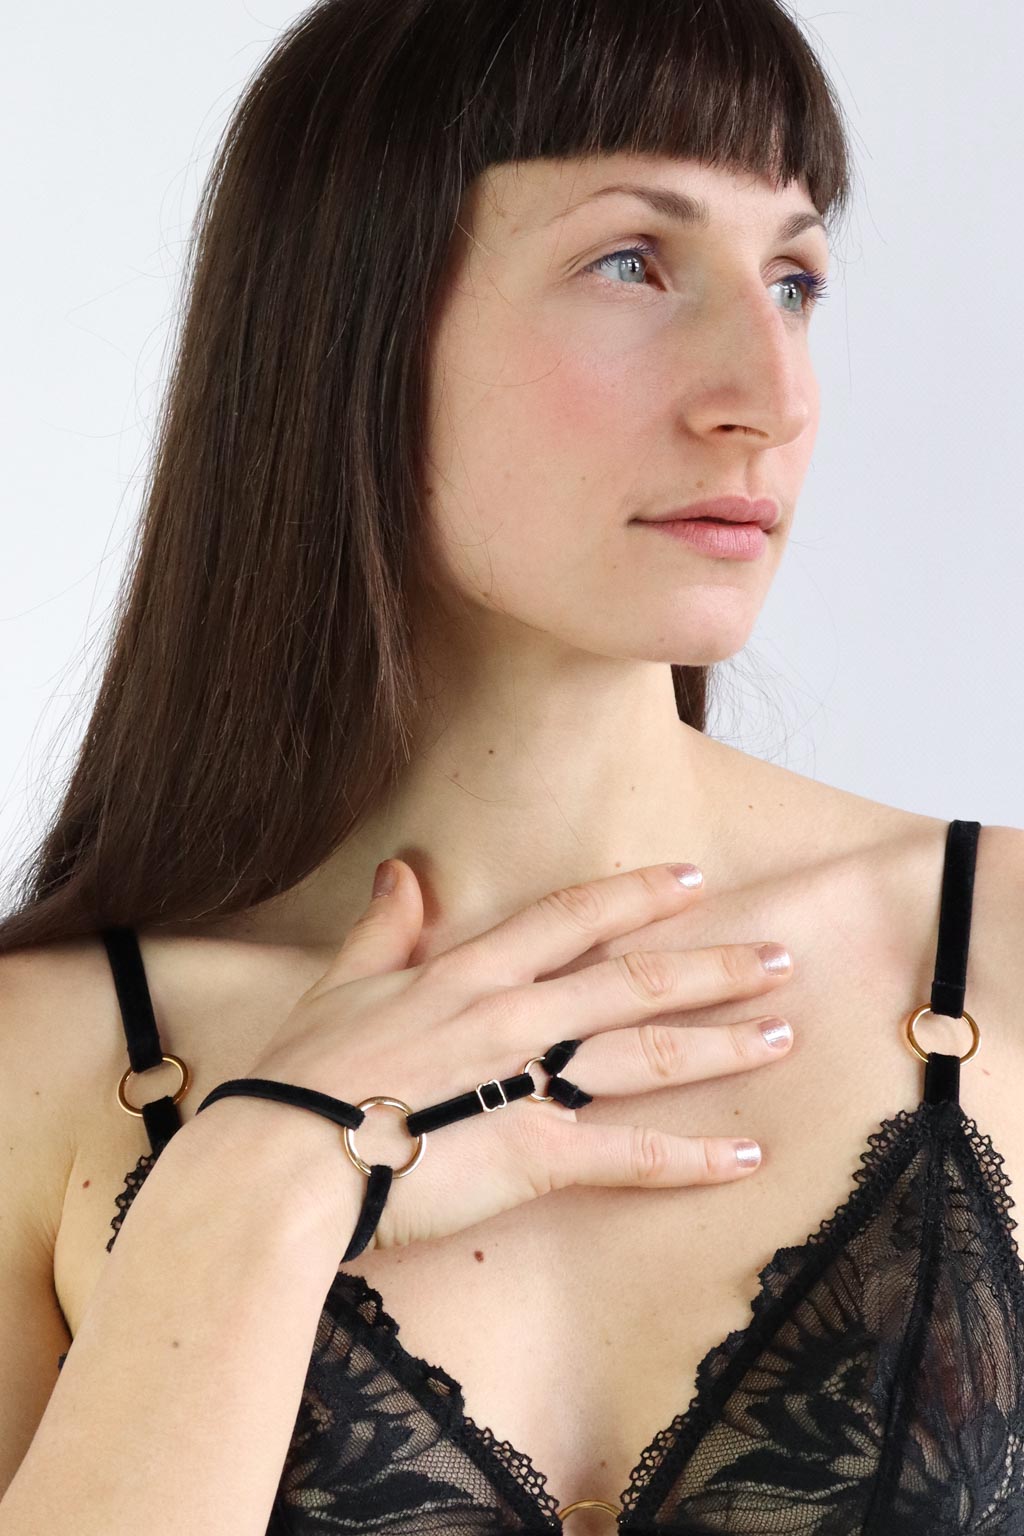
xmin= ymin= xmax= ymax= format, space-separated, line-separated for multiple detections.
xmin=684 ymin=283 xmax=816 ymax=450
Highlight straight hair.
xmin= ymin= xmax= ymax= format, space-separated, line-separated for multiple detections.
xmin=0 ymin=0 xmax=854 ymax=952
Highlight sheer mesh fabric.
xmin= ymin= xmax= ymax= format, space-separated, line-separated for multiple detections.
xmin=92 ymin=1089 xmax=1024 ymax=1534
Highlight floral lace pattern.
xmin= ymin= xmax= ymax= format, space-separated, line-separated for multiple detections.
xmin=93 ymin=1094 xmax=1024 ymax=1534
xmin=615 ymin=1098 xmax=1024 ymax=1532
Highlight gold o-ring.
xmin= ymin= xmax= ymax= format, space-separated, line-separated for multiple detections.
xmin=116 ymin=1053 xmax=191 ymax=1116
xmin=523 ymin=1056 xmax=555 ymax=1102
xmin=556 ymin=1498 xmax=621 ymax=1522
xmin=342 ymin=1096 xmax=426 ymax=1178
xmin=904 ymin=1004 xmax=979 ymax=1064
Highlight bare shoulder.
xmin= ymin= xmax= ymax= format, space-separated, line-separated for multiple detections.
xmin=724 ymin=739 xmax=1024 ymax=1043
xmin=840 ymin=804 xmax=1024 ymax=1142
xmin=964 ymin=821 xmax=1024 ymax=986
xmin=809 ymin=777 xmax=1024 ymax=1012
xmin=7 ymin=926 xmax=324 ymax=1187
xmin=0 ymin=936 xmax=118 ymax=1257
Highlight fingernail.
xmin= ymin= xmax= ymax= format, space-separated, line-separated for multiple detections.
xmin=667 ymin=863 xmax=703 ymax=888
xmin=734 ymin=1140 xmax=762 ymax=1167
xmin=372 ymin=859 xmax=397 ymax=898
xmin=757 ymin=943 xmax=791 ymax=974
xmin=760 ymin=1018 xmax=793 ymax=1049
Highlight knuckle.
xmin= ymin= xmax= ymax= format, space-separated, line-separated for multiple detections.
xmin=471 ymin=984 xmax=526 ymax=1038
xmin=631 ymin=1124 xmax=671 ymax=1183
xmin=537 ymin=882 xmax=608 ymax=934
xmin=697 ymin=1138 xmax=718 ymax=1181
xmin=617 ymin=947 xmax=675 ymax=1005
xmin=418 ymin=947 xmax=488 ymax=1003
xmin=638 ymin=1020 xmax=688 ymax=1082
xmin=416 ymin=950 xmax=457 ymax=988
xmin=719 ymin=944 xmax=753 ymax=988
xmin=634 ymin=865 xmax=669 ymax=901
xmin=511 ymin=1099 xmax=552 ymax=1162
xmin=513 ymin=1102 xmax=575 ymax=1190
xmin=726 ymin=1022 xmax=758 ymax=1068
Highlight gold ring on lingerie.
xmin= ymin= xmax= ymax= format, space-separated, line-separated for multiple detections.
xmin=342 ymin=1095 xmax=426 ymax=1178
xmin=904 ymin=1004 xmax=979 ymax=1064
xmin=116 ymin=1053 xmax=191 ymax=1115
xmin=556 ymin=1498 xmax=621 ymax=1522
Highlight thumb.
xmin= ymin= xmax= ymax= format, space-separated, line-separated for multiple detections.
xmin=327 ymin=858 xmax=425 ymax=983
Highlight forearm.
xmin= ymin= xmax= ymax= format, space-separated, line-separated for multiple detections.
xmin=0 ymin=1099 xmax=362 ymax=1536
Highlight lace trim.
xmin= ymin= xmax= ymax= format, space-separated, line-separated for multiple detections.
xmin=105 ymin=1150 xmax=158 ymax=1253
xmin=618 ymin=1095 xmax=1024 ymax=1517
xmin=324 ymin=1267 xmax=563 ymax=1525
xmin=953 ymin=1104 xmax=1024 ymax=1301
xmin=104 ymin=1094 xmax=1024 ymax=1529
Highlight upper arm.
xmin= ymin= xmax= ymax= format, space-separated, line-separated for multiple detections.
xmin=971 ymin=823 xmax=1024 ymax=1002
xmin=0 ymin=943 xmax=78 ymax=1502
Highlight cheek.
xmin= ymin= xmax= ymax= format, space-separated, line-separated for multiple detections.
xmin=425 ymin=325 xmax=650 ymax=587
xmin=455 ymin=333 xmax=658 ymax=519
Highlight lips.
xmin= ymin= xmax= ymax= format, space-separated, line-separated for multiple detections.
xmin=639 ymin=495 xmax=780 ymax=531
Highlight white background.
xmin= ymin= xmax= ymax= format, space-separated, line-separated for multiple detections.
xmin=2 ymin=1 xmax=1021 ymax=899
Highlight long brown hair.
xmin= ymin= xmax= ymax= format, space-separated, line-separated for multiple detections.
xmin=0 ymin=0 xmax=854 ymax=953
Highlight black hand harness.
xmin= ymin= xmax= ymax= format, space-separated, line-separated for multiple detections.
xmin=195 ymin=1038 xmax=593 ymax=1260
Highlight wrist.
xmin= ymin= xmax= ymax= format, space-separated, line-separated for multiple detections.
xmin=175 ymin=1091 xmax=368 ymax=1255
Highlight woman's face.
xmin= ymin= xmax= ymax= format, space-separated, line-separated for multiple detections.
xmin=420 ymin=152 xmax=829 ymax=667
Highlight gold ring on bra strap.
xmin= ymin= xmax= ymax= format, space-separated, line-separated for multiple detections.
xmin=116 ymin=1053 xmax=191 ymax=1115
xmin=904 ymin=1004 xmax=979 ymax=1064
xmin=342 ymin=1095 xmax=426 ymax=1178
xmin=556 ymin=1498 xmax=621 ymax=1522
xmin=523 ymin=1056 xmax=555 ymax=1102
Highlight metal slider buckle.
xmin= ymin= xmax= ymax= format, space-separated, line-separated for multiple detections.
xmin=475 ymin=1077 xmax=508 ymax=1112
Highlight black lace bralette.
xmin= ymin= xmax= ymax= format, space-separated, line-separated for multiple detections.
xmin=59 ymin=820 xmax=1024 ymax=1531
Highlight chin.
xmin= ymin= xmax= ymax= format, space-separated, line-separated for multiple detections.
xmin=649 ymin=621 xmax=759 ymax=668
xmin=676 ymin=641 xmax=751 ymax=666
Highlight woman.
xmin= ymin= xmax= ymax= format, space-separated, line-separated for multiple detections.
xmin=2 ymin=0 xmax=1023 ymax=1531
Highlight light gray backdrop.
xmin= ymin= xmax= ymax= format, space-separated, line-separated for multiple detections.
xmin=2 ymin=2 xmax=1021 ymax=901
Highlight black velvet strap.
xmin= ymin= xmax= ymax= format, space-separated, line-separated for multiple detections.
xmin=342 ymin=1164 xmax=393 ymax=1260
xmin=197 ymin=1076 xmax=366 ymax=1130
xmin=930 ymin=819 xmax=980 ymax=1020
xmin=923 ymin=1049 xmax=961 ymax=1107
xmin=193 ymin=1038 xmax=595 ymax=1257
xmin=101 ymin=926 xmax=183 ymax=1157
xmin=101 ymin=829 xmax=982 ymax=1266
xmin=540 ymin=1037 xmax=594 ymax=1109
xmin=922 ymin=819 xmax=981 ymax=1108
xmin=195 ymin=1078 xmax=383 ymax=1255
xmin=102 ymin=921 xmax=599 ymax=1263
xmin=405 ymin=1071 xmax=536 ymax=1133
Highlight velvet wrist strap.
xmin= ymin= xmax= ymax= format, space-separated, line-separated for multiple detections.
xmin=194 ymin=1037 xmax=592 ymax=1260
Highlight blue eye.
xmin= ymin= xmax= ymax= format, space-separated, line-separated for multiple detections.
xmin=583 ymin=240 xmax=830 ymax=317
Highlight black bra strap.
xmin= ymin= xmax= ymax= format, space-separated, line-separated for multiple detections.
xmin=104 ymin=829 xmax=980 ymax=1183
xmin=100 ymin=925 xmax=182 ymax=1158
xmin=930 ymin=820 xmax=981 ymax=1019
xmin=921 ymin=820 xmax=981 ymax=1108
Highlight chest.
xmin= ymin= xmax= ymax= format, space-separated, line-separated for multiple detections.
xmin=53 ymin=834 xmax=1024 ymax=1530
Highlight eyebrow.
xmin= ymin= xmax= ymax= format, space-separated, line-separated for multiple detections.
xmin=544 ymin=181 xmax=829 ymax=244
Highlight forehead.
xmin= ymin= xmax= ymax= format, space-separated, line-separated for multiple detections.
xmin=468 ymin=153 xmax=826 ymax=247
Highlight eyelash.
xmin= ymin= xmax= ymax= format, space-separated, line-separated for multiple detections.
xmin=582 ymin=238 xmax=830 ymax=316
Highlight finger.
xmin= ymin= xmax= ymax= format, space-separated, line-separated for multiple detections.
xmin=531 ymin=1114 xmax=763 ymax=1193
xmin=508 ymin=939 xmax=793 ymax=1049
xmin=530 ymin=1013 xmax=794 ymax=1098
xmin=443 ymin=862 xmax=706 ymax=985
xmin=319 ymin=859 xmax=425 ymax=986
